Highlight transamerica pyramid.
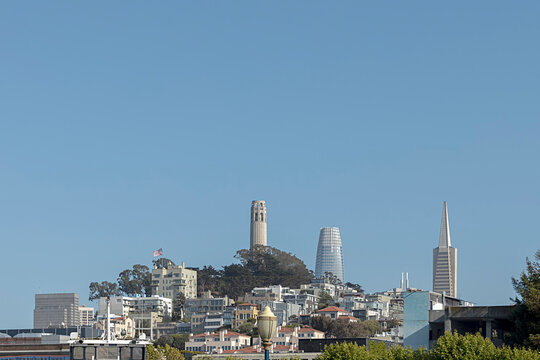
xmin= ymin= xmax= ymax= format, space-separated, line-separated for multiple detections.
xmin=433 ymin=201 xmax=458 ymax=297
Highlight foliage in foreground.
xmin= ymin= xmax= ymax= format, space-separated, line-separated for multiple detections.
xmin=316 ymin=332 xmax=540 ymax=360
xmin=511 ymin=249 xmax=540 ymax=350
xmin=147 ymin=344 xmax=184 ymax=360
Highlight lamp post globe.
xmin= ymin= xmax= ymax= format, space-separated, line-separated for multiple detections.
xmin=257 ymin=306 xmax=277 ymax=360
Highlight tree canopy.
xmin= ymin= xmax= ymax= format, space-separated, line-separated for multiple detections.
xmin=311 ymin=316 xmax=381 ymax=338
xmin=511 ymin=249 xmax=540 ymax=350
xmin=89 ymin=281 xmax=122 ymax=301
xmin=89 ymin=263 xmax=152 ymax=301
xmin=197 ymin=246 xmax=313 ymax=299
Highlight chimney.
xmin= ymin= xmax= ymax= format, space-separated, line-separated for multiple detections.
xmin=406 ymin=272 xmax=409 ymax=290
xmin=400 ymin=272 xmax=404 ymax=290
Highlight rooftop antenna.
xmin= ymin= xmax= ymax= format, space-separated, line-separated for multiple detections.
xmin=106 ymin=296 xmax=111 ymax=342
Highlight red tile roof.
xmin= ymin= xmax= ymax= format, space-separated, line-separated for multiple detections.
xmin=317 ymin=306 xmax=348 ymax=313
xmin=298 ymin=327 xmax=324 ymax=333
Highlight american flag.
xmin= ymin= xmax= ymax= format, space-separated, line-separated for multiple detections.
xmin=153 ymin=248 xmax=163 ymax=257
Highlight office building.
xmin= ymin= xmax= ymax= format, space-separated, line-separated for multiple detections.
xmin=151 ymin=261 xmax=197 ymax=299
xmin=79 ymin=306 xmax=94 ymax=326
xmin=315 ymin=227 xmax=345 ymax=283
xmin=250 ymin=200 xmax=267 ymax=249
xmin=433 ymin=201 xmax=458 ymax=297
xmin=33 ymin=293 xmax=80 ymax=328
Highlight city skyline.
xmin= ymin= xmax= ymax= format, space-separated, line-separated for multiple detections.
xmin=1 ymin=2 xmax=539 ymax=328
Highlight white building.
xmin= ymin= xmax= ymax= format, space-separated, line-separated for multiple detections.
xmin=260 ymin=301 xmax=302 ymax=326
xmin=98 ymin=296 xmax=172 ymax=319
xmin=152 ymin=262 xmax=197 ymax=299
xmin=253 ymin=326 xmax=324 ymax=349
xmin=316 ymin=306 xmax=351 ymax=319
xmin=185 ymin=330 xmax=251 ymax=353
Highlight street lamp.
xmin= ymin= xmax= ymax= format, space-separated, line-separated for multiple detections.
xmin=257 ymin=306 xmax=277 ymax=360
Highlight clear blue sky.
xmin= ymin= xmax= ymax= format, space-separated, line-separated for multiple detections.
xmin=1 ymin=2 xmax=539 ymax=328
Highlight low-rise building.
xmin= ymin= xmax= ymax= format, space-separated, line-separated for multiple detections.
xmin=184 ymin=291 xmax=233 ymax=318
xmin=204 ymin=313 xmax=225 ymax=332
xmin=316 ymin=306 xmax=350 ymax=319
xmin=153 ymin=322 xmax=178 ymax=339
xmin=233 ymin=304 xmax=258 ymax=328
xmin=282 ymin=293 xmax=318 ymax=314
xmin=260 ymin=301 xmax=301 ymax=326
xmin=253 ymin=326 xmax=325 ymax=350
xmin=185 ymin=330 xmax=251 ymax=353
xmin=98 ymin=296 xmax=172 ymax=319
xmin=177 ymin=322 xmax=191 ymax=334
xmin=238 ymin=285 xmax=288 ymax=307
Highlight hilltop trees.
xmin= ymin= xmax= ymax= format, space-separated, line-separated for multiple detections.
xmin=118 ymin=264 xmax=152 ymax=297
xmin=89 ymin=281 xmax=122 ymax=301
xmin=89 ymin=262 xmax=156 ymax=301
xmin=197 ymin=246 xmax=313 ymax=299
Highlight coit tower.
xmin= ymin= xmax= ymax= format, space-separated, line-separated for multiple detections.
xmin=250 ymin=200 xmax=267 ymax=249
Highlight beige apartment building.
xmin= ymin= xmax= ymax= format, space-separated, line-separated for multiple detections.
xmin=79 ymin=305 xmax=95 ymax=326
xmin=152 ymin=261 xmax=197 ymax=299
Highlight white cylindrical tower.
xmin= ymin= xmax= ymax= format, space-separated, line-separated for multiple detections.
xmin=250 ymin=200 xmax=267 ymax=249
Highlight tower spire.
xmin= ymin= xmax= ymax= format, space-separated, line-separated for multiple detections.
xmin=438 ymin=201 xmax=451 ymax=248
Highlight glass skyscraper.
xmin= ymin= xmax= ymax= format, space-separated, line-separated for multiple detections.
xmin=315 ymin=227 xmax=345 ymax=283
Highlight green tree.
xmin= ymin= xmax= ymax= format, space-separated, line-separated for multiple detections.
xmin=88 ymin=281 xmax=121 ymax=301
xmin=511 ymin=249 xmax=540 ymax=350
xmin=345 ymin=282 xmax=364 ymax=294
xmin=235 ymin=317 xmax=258 ymax=336
xmin=162 ymin=344 xmax=184 ymax=360
xmin=311 ymin=316 xmax=333 ymax=333
xmin=316 ymin=333 xmax=540 ymax=360
xmin=323 ymin=272 xmax=343 ymax=286
xmin=153 ymin=257 xmax=176 ymax=269
xmin=148 ymin=344 xmax=185 ymax=360
xmin=197 ymin=246 xmax=314 ymax=300
xmin=118 ymin=264 xmax=152 ymax=297
xmin=318 ymin=292 xmax=334 ymax=309
xmin=172 ymin=292 xmax=186 ymax=322
xmin=197 ymin=265 xmax=224 ymax=297
xmin=326 ymin=319 xmax=382 ymax=338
